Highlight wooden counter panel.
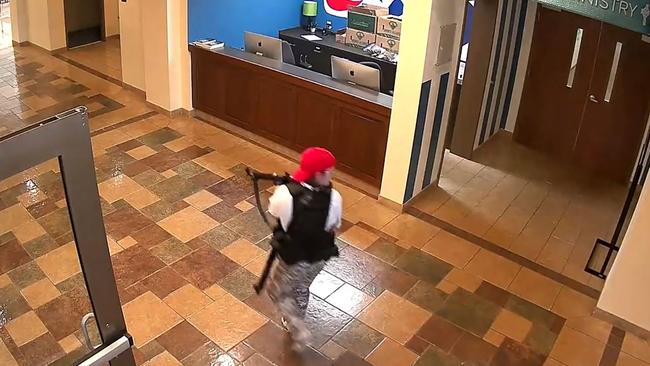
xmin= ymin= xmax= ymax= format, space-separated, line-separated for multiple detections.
xmin=190 ymin=46 xmax=391 ymax=186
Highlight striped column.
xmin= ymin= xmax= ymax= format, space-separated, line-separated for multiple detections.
xmin=380 ymin=0 xmax=464 ymax=205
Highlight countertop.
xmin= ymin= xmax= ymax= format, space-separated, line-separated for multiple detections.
xmin=189 ymin=45 xmax=394 ymax=110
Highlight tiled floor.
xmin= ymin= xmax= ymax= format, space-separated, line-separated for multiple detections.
xmin=59 ymin=37 xmax=122 ymax=83
xmin=1 ymin=43 xmax=649 ymax=366
xmin=410 ymin=132 xmax=628 ymax=291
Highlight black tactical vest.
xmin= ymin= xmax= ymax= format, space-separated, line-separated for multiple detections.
xmin=273 ymin=182 xmax=339 ymax=265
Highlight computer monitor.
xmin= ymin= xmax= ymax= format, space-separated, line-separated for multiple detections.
xmin=244 ymin=32 xmax=283 ymax=61
xmin=330 ymin=56 xmax=381 ymax=92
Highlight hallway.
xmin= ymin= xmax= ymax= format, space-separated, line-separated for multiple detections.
xmin=0 ymin=44 xmax=649 ymax=366
xmin=58 ymin=37 xmax=122 ymax=84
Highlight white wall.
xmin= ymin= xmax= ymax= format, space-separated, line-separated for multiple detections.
xmin=11 ymin=0 xmax=66 ymax=50
xmin=25 ymin=0 xmax=52 ymax=49
xmin=598 ymin=180 xmax=650 ymax=332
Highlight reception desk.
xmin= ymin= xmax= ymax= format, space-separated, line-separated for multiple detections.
xmin=190 ymin=45 xmax=393 ymax=187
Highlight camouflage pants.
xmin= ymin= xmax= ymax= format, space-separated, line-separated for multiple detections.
xmin=266 ymin=258 xmax=326 ymax=347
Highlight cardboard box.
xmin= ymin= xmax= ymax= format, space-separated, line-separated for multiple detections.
xmin=377 ymin=35 xmax=400 ymax=53
xmin=346 ymin=28 xmax=377 ymax=48
xmin=336 ymin=32 xmax=346 ymax=45
xmin=347 ymin=5 xmax=389 ymax=33
xmin=377 ymin=16 xmax=402 ymax=39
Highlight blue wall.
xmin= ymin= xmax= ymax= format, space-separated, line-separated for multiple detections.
xmin=188 ymin=0 xmax=303 ymax=49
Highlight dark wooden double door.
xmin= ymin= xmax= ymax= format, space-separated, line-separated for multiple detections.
xmin=516 ymin=6 xmax=650 ymax=181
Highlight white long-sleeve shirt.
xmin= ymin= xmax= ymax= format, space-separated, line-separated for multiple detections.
xmin=268 ymin=183 xmax=342 ymax=232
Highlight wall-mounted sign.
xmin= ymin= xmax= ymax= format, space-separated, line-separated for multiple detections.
xmin=538 ymin=0 xmax=650 ymax=34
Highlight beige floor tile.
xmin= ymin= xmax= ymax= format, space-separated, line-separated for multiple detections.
xmin=366 ymin=338 xmax=418 ymax=366
xmin=127 ymin=145 xmax=158 ymax=160
xmin=235 ymin=200 xmax=254 ymax=212
xmin=220 ymin=239 xmax=266 ymax=267
xmin=326 ymin=284 xmax=374 ymax=316
xmin=491 ymin=309 xmax=533 ymax=342
xmin=5 ymin=311 xmax=48 ymax=347
xmin=622 ymin=334 xmax=650 ymax=364
xmin=483 ymin=329 xmax=506 ymax=347
xmin=163 ymin=136 xmax=196 ymax=152
xmin=339 ymin=225 xmax=379 ymax=250
xmin=337 ymin=183 xmax=365 ymax=210
xmin=344 ymin=196 xmax=399 ymax=230
xmin=12 ymin=220 xmax=47 ymax=244
xmin=188 ymin=286 xmax=267 ymax=351
xmin=0 ymin=204 xmax=33 ymax=235
xmin=184 ymin=190 xmax=223 ymax=211
xmin=508 ymin=268 xmax=562 ymax=309
xmin=550 ymin=326 xmax=605 ymax=366
xmin=59 ymin=334 xmax=83 ymax=354
xmin=320 ymin=340 xmax=347 ymax=360
xmin=245 ymin=255 xmax=268 ymax=277
xmin=194 ymin=151 xmax=240 ymax=174
xmin=21 ymin=278 xmax=61 ymax=309
xmin=551 ymin=287 xmax=597 ymax=319
xmin=123 ymin=292 xmax=183 ymax=348
xmin=118 ymin=236 xmax=138 ymax=249
xmin=435 ymin=279 xmax=458 ymax=295
xmin=465 ymin=249 xmax=521 ymax=289
xmin=162 ymin=169 xmax=178 ymax=178
xmin=537 ymin=237 xmax=573 ymax=273
xmin=381 ymin=214 xmax=440 ymax=249
xmin=144 ymin=351 xmax=183 ymax=366
xmin=617 ymin=352 xmax=650 ymax=366
xmin=443 ymin=268 xmax=483 ymax=292
xmin=0 ymin=274 xmax=11 ymax=288
xmin=163 ymin=284 xmax=213 ymax=318
xmin=422 ymin=230 xmax=480 ymax=268
xmin=36 ymin=242 xmax=82 ymax=284
xmin=98 ymin=174 xmax=143 ymax=203
xmin=17 ymin=189 xmax=48 ymax=208
xmin=124 ymin=189 xmax=161 ymax=210
xmin=358 ymin=291 xmax=430 ymax=344
xmin=544 ymin=358 xmax=567 ymax=366
xmin=0 ymin=338 xmax=18 ymax=366
xmin=158 ymin=207 xmax=218 ymax=243
xmin=565 ymin=316 xmax=612 ymax=344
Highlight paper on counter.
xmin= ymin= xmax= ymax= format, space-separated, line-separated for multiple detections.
xmin=301 ymin=34 xmax=323 ymax=41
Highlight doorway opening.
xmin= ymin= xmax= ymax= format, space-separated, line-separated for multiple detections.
xmin=0 ymin=0 xmax=11 ymax=49
xmin=59 ymin=0 xmax=123 ymax=83
xmin=414 ymin=0 xmax=650 ymax=290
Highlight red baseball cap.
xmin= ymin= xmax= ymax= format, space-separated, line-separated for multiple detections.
xmin=292 ymin=147 xmax=337 ymax=183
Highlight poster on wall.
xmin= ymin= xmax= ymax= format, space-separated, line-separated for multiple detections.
xmin=324 ymin=0 xmax=404 ymax=18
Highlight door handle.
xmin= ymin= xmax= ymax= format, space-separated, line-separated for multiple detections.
xmin=589 ymin=95 xmax=599 ymax=103
xmin=81 ymin=313 xmax=101 ymax=350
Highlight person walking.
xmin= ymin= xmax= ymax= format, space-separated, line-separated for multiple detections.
xmin=265 ymin=147 xmax=342 ymax=352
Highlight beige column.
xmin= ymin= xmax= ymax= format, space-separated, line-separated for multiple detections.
xmin=380 ymin=1 xmax=464 ymax=205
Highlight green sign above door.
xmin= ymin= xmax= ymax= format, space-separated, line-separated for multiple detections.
xmin=538 ymin=0 xmax=650 ymax=34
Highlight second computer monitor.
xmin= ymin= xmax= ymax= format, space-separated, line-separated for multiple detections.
xmin=331 ymin=56 xmax=380 ymax=92
xmin=244 ymin=32 xmax=283 ymax=61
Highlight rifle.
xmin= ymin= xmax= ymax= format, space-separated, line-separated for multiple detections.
xmin=245 ymin=167 xmax=291 ymax=294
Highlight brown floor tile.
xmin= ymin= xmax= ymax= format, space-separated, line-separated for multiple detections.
xmin=359 ymin=291 xmax=430 ymax=345
xmin=35 ymin=287 xmax=91 ymax=341
xmin=203 ymin=201 xmax=244 ymax=224
xmin=132 ymin=169 xmax=167 ymax=187
xmin=465 ymin=250 xmax=521 ymax=289
xmin=172 ymin=246 xmax=239 ymax=290
xmin=417 ymin=314 xmax=464 ymax=352
xmin=340 ymin=225 xmax=379 ymax=250
xmin=367 ymin=338 xmax=419 ymax=366
xmin=406 ymin=335 xmax=431 ymax=356
xmin=404 ymin=281 xmax=448 ymax=313
xmin=224 ymin=209 xmax=271 ymax=243
xmin=220 ymin=239 xmax=266 ymax=267
xmin=141 ymin=199 xmax=190 ymax=222
xmin=36 ymin=207 xmax=71 ymax=239
xmin=491 ymin=309 xmax=534 ymax=343
xmin=164 ymin=284 xmax=213 ymax=318
xmin=320 ymin=340 xmax=347 ymax=360
xmin=474 ymin=281 xmax=511 ymax=307
xmin=333 ymin=319 xmax=385 ymax=358
xmin=414 ymin=346 xmax=463 ymax=366
xmin=505 ymin=296 xmax=564 ymax=333
xmin=304 ymin=296 xmax=353 ymax=349
xmin=394 ymin=248 xmax=453 ymax=285
xmin=437 ymin=288 xmax=500 ymax=338
xmin=18 ymin=333 xmax=65 ymax=366
xmin=130 ymin=224 xmax=172 ymax=250
xmin=0 ymin=240 xmax=31 ymax=275
xmin=180 ymin=341 xmax=225 ymax=366
xmin=325 ymin=246 xmax=391 ymax=289
xmin=422 ymin=230 xmax=480 ymax=268
xmin=489 ymin=338 xmax=545 ymax=366
xmin=150 ymin=238 xmax=192 ymax=265
xmin=365 ymin=238 xmax=406 ymax=264
xmin=218 ymin=268 xmax=259 ymax=301
xmin=508 ymin=268 xmax=562 ymax=310
xmin=112 ymin=245 xmax=166 ymax=288
xmin=244 ymin=291 xmax=282 ymax=325
xmin=243 ymin=353 xmax=275 ymax=366
xmin=550 ymin=326 xmax=605 ymax=366
xmin=310 ymin=271 xmax=344 ymax=299
xmin=140 ymin=267 xmax=188 ymax=299
xmin=363 ymin=266 xmax=419 ymax=297
xmin=156 ymin=321 xmax=210 ymax=361
xmin=7 ymin=261 xmax=46 ymax=289
xmin=200 ymin=225 xmax=244 ymax=251
xmin=104 ymin=205 xmax=154 ymax=241
xmin=229 ymin=342 xmax=255 ymax=362
xmin=246 ymin=322 xmax=331 ymax=366
xmin=450 ymin=331 xmax=498 ymax=366
xmin=22 ymin=235 xmax=59 ymax=259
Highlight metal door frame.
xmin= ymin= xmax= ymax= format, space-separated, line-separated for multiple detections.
xmin=0 ymin=108 xmax=134 ymax=366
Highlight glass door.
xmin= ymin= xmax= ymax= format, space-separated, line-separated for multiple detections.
xmin=0 ymin=108 xmax=134 ymax=366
